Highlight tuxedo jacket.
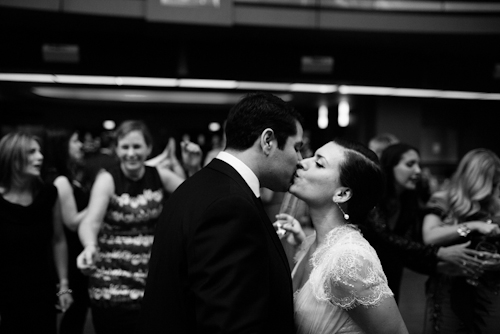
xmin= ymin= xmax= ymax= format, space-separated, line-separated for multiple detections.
xmin=138 ymin=158 xmax=295 ymax=334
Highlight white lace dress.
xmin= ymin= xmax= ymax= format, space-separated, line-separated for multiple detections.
xmin=292 ymin=224 xmax=394 ymax=334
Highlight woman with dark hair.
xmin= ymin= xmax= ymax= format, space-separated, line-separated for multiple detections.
xmin=376 ymin=143 xmax=427 ymax=300
xmin=43 ymin=127 xmax=90 ymax=334
xmin=278 ymin=139 xmax=408 ymax=334
xmin=0 ymin=131 xmax=73 ymax=333
xmin=77 ymin=120 xmax=201 ymax=334
xmin=367 ymin=143 xmax=482 ymax=302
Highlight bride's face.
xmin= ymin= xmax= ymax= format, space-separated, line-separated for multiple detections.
xmin=290 ymin=141 xmax=345 ymax=206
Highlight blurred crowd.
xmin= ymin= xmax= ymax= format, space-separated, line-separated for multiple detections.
xmin=1 ymin=116 xmax=500 ymax=334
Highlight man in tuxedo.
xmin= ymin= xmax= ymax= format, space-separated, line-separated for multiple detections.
xmin=138 ymin=92 xmax=304 ymax=334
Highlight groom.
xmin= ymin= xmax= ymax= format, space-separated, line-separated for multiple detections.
xmin=138 ymin=92 xmax=304 ymax=334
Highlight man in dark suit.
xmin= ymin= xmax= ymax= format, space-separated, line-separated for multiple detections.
xmin=138 ymin=92 xmax=304 ymax=334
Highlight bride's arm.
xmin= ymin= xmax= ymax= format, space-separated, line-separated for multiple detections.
xmin=347 ymin=298 xmax=408 ymax=334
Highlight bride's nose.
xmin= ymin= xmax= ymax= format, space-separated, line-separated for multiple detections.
xmin=297 ymin=159 xmax=306 ymax=170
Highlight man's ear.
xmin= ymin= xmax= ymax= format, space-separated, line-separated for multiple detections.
xmin=260 ymin=128 xmax=275 ymax=156
xmin=332 ymin=187 xmax=352 ymax=203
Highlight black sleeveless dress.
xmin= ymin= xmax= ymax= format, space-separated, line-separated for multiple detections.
xmin=0 ymin=183 xmax=58 ymax=334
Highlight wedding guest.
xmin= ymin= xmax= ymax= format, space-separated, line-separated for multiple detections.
xmin=82 ymin=130 xmax=119 ymax=188
xmin=422 ymin=148 xmax=500 ymax=334
xmin=77 ymin=120 xmax=201 ymax=334
xmin=367 ymin=143 xmax=482 ymax=302
xmin=368 ymin=133 xmax=399 ymax=160
xmin=43 ymin=127 xmax=90 ymax=334
xmin=0 ymin=131 xmax=72 ymax=334
xmin=203 ymin=121 xmax=227 ymax=167
xmin=146 ymin=137 xmax=189 ymax=178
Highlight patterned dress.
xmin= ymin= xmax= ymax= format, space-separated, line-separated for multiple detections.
xmin=89 ymin=165 xmax=165 ymax=310
xmin=293 ymin=225 xmax=394 ymax=334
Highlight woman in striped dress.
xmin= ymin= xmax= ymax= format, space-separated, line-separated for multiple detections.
xmin=77 ymin=120 xmax=200 ymax=334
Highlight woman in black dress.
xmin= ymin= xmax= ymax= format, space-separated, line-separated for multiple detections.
xmin=0 ymin=131 xmax=73 ymax=333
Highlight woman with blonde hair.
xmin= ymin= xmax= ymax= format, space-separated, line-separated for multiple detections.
xmin=422 ymin=148 xmax=500 ymax=334
xmin=0 ymin=131 xmax=73 ymax=333
xmin=77 ymin=120 xmax=201 ymax=334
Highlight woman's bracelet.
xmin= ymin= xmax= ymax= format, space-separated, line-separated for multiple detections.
xmin=56 ymin=289 xmax=73 ymax=297
xmin=457 ymin=223 xmax=471 ymax=237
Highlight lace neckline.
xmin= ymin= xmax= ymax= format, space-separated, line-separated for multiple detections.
xmin=311 ymin=224 xmax=359 ymax=269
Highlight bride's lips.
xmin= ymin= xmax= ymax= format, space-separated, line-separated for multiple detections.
xmin=290 ymin=171 xmax=301 ymax=184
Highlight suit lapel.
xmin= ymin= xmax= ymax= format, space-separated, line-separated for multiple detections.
xmin=207 ymin=159 xmax=291 ymax=274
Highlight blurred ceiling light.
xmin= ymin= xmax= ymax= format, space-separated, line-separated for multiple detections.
xmin=208 ymin=122 xmax=221 ymax=132
xmin=120 ymin=77 xmax=178 ymax=87
xmin=236 ymin=81 xmax=291 ymax=91
xmin=338 ymin=85 xmax=349 ymax=95
xmin=103 ymin=120 xmax=116 ymax=130
xmin=42 ymin=44 xmax=79 ymax=63
xmin=393 ymin=88 xmax=441 ymax=98
xmin=338 ymin=100 xmax=350 ymax=127
xmin=54 ymin=75 xmax=117 ymax=85
xmin=318 ymin=104 xmax=329 ymax=129
xmin=339 ymin=85 xmax=500 ymax=100
xmin=32 ymin=87 xmax=244 ymax=104
xmin=0 ymin=73 xmax=54 ymax=83
xmin=290 ymin=83 xmax=337 ymax=93
xmin=178 ymin=79 xmax=238 ymax=89
xmin=2 ymin=73 xmax=500 ymax=101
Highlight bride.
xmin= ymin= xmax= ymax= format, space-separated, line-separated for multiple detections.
xmin=277 ymin=139 xmax=408 ymax=334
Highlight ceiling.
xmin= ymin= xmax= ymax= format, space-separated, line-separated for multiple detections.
xmin=1 ymin=5 xmax=500 ymax=134
xmin=1 ymin=6 xmax=499 ymax=87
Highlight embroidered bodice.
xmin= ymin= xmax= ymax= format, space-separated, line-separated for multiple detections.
xmin=292 ymin=224 xmax=393 ymax=334
xmin=89 ymin=166 xmax=165 ymax=309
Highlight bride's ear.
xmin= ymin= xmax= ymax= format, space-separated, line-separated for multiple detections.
xmin=332 ymin=187 xmax=352 ymax=203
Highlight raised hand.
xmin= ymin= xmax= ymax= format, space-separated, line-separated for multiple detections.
xmin=180 ymin=141 xmax=202 ymax=176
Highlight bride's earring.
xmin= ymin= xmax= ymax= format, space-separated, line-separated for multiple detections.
xmin=335 ymin=202 xmax=349 ymax=221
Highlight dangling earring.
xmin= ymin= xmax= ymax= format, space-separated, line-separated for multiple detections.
xmin=335 ymin=202 xmax=350 ymax=221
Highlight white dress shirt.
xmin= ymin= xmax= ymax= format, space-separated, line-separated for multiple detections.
xmin=216 ymin=151 xmax=260 ymax=198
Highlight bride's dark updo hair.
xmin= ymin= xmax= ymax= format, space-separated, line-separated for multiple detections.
xmin=335 ymin=138 xmax=385 ymax=224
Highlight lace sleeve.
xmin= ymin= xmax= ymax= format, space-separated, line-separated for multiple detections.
xmin=310 ymin=237 xmax=393 ymax=310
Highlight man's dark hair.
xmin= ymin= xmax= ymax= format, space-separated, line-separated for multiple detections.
xmin=225 ymin=93 xmax=303 ymax=150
